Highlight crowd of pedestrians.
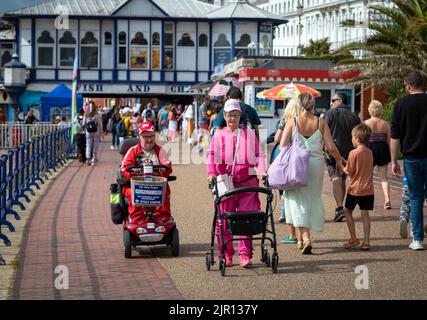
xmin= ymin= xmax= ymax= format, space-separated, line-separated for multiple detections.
xmin=85 ymin=70 xmax=426 ymax=269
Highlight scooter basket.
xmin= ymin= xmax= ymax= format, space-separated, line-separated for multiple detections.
xmin=224 ymin=211 xmax=267 ymax=236
xmin=131 ymin=176 xmax=167 ymax=207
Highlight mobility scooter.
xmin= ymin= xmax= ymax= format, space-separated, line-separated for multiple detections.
xmin=110 ymin=138 xmax=179 ymax=258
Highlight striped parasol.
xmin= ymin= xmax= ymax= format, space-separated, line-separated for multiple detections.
xmin=256 ymin=82 xmax=321 ymax=100
xmin=208 ymin=77 xmax=243 ymax=97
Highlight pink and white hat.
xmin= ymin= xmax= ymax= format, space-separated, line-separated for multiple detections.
xmin=224 ymin=99 xmax=241 ymax=113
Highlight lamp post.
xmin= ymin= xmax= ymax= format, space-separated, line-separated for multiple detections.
xmin=4 ymin=54 xmax=27 ymax=121
xmin=296 ymin=1 xmax=304 ymax=55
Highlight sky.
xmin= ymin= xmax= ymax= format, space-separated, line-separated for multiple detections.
xmin=0 ymin=0 xmax=47 ymax=16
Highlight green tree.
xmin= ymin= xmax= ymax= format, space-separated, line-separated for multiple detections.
xmin=333 ymin=0 xmax=427 ymax=90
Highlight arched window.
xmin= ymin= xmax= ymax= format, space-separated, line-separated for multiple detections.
xmin=130 ymin=32 xmax=148 ymax=69
xmin=118 ymin=31 xmax=127 ymax=67
xmin=199 ymin=34 xmax=208 ymax=47
xmin=152 ymin=32 xmax=160 ymax=70
xmin=177 ymin=33 xmax=195 ymax=46
xmin=80 ymin=31 xmax=98 ymax=68
xmin=59 ymin=31 xmax=76 ymax=67
xmin=104 ymin=32 xmax=112 ymax=45
xmin=37 ymin=30 xmax=54 ymax=66
xmin=235 ymin=33 xmax=252 ymax=58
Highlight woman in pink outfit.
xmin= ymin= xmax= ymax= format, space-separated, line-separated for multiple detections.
xmin=207 ymin=99 xmax=267 ymax=268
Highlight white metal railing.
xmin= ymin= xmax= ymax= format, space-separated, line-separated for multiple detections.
xmin=0 ymin=123 xmax=70 ymax=149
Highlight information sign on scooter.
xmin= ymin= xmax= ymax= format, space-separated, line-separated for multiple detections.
xmin=133 ymin=184 xmax=165 ymax=206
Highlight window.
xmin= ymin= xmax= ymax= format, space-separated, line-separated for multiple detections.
xmin=164 ymin=22 xmax=174 ymax=70
xmin=152 ymin=32 xmax=160 ymax=69
xmin=118 ymin=31 xmax=127 ymax=67
xmin=1 ymin=50 xmax=12 ymax=67
xmin=177 ymin=33 xmax=195 ymax=46
xmin=59 ymin=31 xmax=76 ymax=67
xmin=80 ymin=31 xmax=98 ymax=68
xmin=199 ymin=34 xmax=208 ymax=47
xmin=235 ymin=33 xmax=252 ymax=58
xmin=130 ymin=32 xmax=148 ymax=69
xmin=104 ymin=32 xmax=112 ymax=45
xmin=37 ymin=30 xmax=54 ymax=67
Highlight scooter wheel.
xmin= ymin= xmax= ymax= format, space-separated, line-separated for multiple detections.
xmin=171 ymin=228 xmax=179 ymax=257
xmin=123 ymin=229 xmax=132 ymax=259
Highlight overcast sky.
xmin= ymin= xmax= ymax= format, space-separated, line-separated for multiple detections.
xmin=0 ymin=0 xmax=46 ymax=16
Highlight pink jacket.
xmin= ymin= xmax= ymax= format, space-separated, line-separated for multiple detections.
xmin=207 ymin=127 xmax=266 ymax=182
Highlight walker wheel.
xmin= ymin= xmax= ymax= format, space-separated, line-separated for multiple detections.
xmin=272 ymin=252 xmax=279 ymax=273
xmin=219 ymin=258 xmax=226 ymax=276
xmin=206 ymin=253 xmax=212 ymax=271
xmin=263 ymin=251 xmax=271 ymax=267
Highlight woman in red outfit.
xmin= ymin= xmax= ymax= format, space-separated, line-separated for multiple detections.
xmin=121 ymin=122 xmax=173 ymax=224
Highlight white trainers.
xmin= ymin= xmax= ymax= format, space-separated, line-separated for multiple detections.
xmin=399 ymin=218 xmax=408 ymax=239
xmin=110 ymin=145 xmax=115 ymax=150
xmin=409 ymin=240 xmax=424 ymax=251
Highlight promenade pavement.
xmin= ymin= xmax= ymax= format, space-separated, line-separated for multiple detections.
xmin=1 ymin=139 xmax=426 ymax=300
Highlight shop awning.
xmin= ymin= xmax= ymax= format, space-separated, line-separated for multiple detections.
xmin=239 ymin=68 xmax=359 ymax=84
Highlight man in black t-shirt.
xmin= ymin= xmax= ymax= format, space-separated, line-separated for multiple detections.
xmin=391 ymin=70 xmax=427 ymax=251
xmin=324 ymin=92 xmax=361 ymax=222
xmin=216 ymin=87 xmax=261 ymax=139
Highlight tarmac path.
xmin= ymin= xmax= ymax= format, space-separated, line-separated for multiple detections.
xmin=9 ymin=140 xmax=427 ymax=300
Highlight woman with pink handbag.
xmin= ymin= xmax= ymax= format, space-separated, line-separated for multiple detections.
xmin=279 ymin=93 xmax=343 ymax=254
xmin=207 ymin=99 xmax=267 ymax=268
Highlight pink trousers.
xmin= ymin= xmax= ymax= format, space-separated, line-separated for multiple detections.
xmin=216 ymin=176 xmax=261 ymax=258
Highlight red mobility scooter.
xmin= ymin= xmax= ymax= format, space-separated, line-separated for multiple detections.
xmin=110 ymin=138 xmax=179 ymax=258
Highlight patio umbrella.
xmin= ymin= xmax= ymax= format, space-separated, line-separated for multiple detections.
xmin=256 ymin=82 xmax=321 ymax=100
xmin=208 ymin=77 xmax=243 ymax=97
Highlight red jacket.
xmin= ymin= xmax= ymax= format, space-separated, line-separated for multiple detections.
xmin=121 ymin=143 xmax=172 ymax=180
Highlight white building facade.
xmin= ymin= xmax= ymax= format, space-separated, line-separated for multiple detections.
xmin=0 ymin=0 xmax=286 ymax=121
xmin=257 ymin=0 xmax=392 ymax=56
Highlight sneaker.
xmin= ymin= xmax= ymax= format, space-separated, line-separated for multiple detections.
xmin=281 ymin=236 xmax=298 ymax=244
xmin=239 ymin=255 xmax=252 ymax=268
xmin=110 ymin=145 xmax=115 ymax=150
xmin=399 ymin=218 xmax=408 ymax=239
xmin=409 ymin=240 xmax=424 ymax=251
xmin=225 ymin=255 xmax=233 ymax=267
xmin=333 ymin=208 xmax=345 ymax=222
xmin=343 ymin=238 xmax=360 ymax=249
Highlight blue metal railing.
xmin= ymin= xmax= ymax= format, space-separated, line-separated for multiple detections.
xmin=0 ymin=126 xmax=73 ymax=247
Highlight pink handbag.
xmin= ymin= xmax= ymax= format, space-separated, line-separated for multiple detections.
xmin=267 ymin=118 xmax=311 ymax=190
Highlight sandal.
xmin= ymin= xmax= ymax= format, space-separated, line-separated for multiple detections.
xmin=297 ymin=241 xmax=304 ymax=250
xmin=301 ymin=240 xmax=312 ymax=254
xmin=384 ymin=202 xmax=392 ymax=210
xmin=343 ymin=238 xmax=360 ymax=249
xmin=360 ymin=242 xmax=371 ymax=250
